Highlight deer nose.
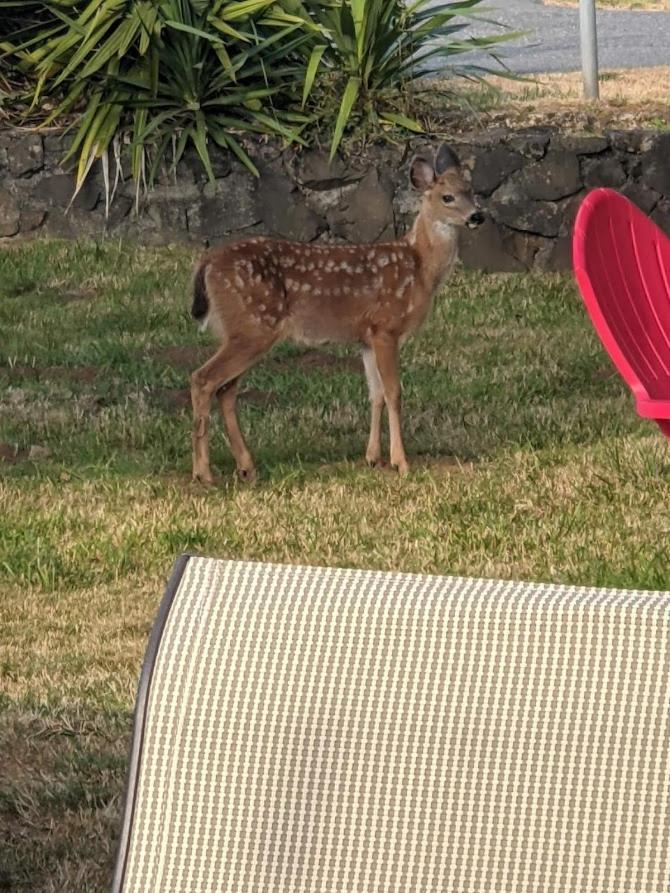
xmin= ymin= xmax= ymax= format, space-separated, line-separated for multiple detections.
xmin=468 ymin=210 xmax=485 ymax=228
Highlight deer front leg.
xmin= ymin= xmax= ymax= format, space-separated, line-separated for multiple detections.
xmin=371 ymin=336 xmax=409 ymax=475
xmin=191 ymin=337 xmax=272 ymax=484
xmin=216 ymin=377 xmax=256 ymax=484
xmin=362 ymin=347 xmax=385 ymax=467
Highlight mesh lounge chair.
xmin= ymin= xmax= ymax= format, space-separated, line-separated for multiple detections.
xmin=573 ymin=187 xmax=670 ymax=439
xmin=113 ymin=555 xmax=670 ymax=892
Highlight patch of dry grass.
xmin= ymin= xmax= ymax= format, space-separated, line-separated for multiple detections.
xmin=431 ymin=66 xmax=670 ymax=134
xmin=545 ymin=0 xmax=670 ymax=9
xmin=488 ymin=66 xmax=670 ymax=104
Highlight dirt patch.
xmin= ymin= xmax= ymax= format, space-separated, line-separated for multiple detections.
xmin=152 ymin=388 xmax=192 ymax=413
xmin=63 ymin=365 xmax=99 ymax=383
xmin=0 ymin=442 xmax=51 ymax=463
xmin=52 ymin=288 xmax=98 ymax=304
xmin=3 ymin=281 xmax=37 ymax=298
xmin=4 ymin=363 xmax=99 ymax=383
xmin=4 ymin=285 xmax=99 ymax=303
xmin=145 ymin=345 xmax=212 ymax=370
xmin=240 ymin=387 xmax=279 ymax=408
xmin=271 ymin=350 xmax=362 ymax=376
xmin=0 ymin=442 xmax=21 ymax=463
xmin=152 ymin=386 xmax=279 ymax=413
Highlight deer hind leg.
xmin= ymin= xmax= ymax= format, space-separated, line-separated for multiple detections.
xmin=191 ymin=337 xmax=272 ymax=484
xmin=371 ymin=336 xmax=409 ymax=475
xmin=216 ymin=376 xmax=256 ymax=483
xmin=362 ymin=347 xmax=385 ymax=467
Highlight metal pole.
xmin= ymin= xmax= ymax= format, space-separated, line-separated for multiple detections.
xmin=580 ymin=0 xmax=599 ymax=100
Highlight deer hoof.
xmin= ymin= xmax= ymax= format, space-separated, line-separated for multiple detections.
xmin=237 ymin=465 xmax=257 ymax=484
xmin=393 ymin=459 xmax=410 ymax=476
xmin=192 ymin=471 xmax=216 ymax=487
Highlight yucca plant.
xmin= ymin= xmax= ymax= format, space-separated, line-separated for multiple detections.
xmin=1 ymin=0 xmax=312 ymax=204
xmin=0 ymin=2 xmax=53 ymax=112
xmin=1 ymin=0 xmax=517 ymax=197
xmin=281 ymin=0 xmax=517 ymax=158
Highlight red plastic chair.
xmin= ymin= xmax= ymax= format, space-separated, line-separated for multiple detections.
xmin=573 ymin=188 xmax=670 ymax=439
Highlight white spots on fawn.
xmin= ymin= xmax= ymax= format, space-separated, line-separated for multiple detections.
xmin=397 ymin=274 xmax=414 ymax=299
xmin=234 ymin=274 xmax=244 ymax=289
xmin=378 ymin=254 xmax=390 ymax=268
xmin=301 ymin=282 xmax=310 ymax=293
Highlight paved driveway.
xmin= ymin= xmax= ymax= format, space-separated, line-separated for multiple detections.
xmin=440 ymin=0 xmax=670 ymax=73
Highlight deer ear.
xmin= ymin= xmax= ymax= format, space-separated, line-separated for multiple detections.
xmin=435 ymin=144 xmax=459 ymax=175
xmin=410 ymin=156 xmax=436 ymax=192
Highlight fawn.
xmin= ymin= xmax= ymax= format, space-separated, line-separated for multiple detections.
xmin=190 ymin=143 xmax=483 ymax=484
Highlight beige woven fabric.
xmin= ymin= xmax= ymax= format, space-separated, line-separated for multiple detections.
xmin=120 ymin=557 xmax=670 ymax=892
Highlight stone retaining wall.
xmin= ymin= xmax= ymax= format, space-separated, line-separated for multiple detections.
xmin=1 ymin=126 xmax=669 ymax=271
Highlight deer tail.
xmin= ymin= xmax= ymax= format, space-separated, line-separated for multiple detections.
xmin=191 ymin=262 xmax=210 ymax=332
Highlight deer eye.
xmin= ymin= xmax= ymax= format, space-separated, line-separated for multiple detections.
xmin=442 ymin=194 xmax=455 ymax=205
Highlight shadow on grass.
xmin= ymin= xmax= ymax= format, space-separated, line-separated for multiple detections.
xmin=0 ymin=701 xmax=130 ymax=892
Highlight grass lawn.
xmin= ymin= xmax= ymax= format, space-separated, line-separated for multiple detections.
xmin=545 ymin=0 xmax=669 ymax=8
xmin=1 ymin=239 xmax=669 ymax=890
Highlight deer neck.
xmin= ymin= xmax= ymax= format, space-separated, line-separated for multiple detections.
xmin=405 ymin=213 xmax=459 ymax=297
